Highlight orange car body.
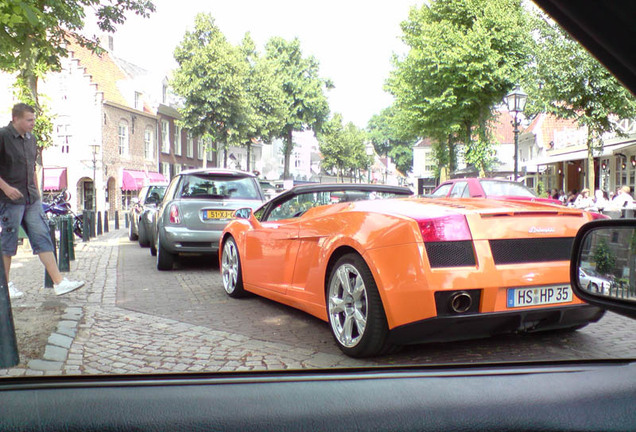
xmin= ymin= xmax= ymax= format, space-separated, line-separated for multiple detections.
xmin=221 ymin=191 xmax=604 ymax=346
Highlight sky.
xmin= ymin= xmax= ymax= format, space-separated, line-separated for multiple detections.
xmin=101 ymin=0 xmax=421 ymax=128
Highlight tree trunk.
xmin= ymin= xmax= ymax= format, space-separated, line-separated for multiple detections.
xmin=587 ymin=131 xmax=596 ymax=192
xmin=246 ymin=141 xmax=251 ymax=172
xmin=448 ymin=134 xmax=456 ymax=177
xmin=283 ymin=129 xmax=293 ymax=180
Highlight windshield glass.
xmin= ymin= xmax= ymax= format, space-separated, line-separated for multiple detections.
xmin=2 ymin=0 xmax=635 ymax=379
xmin=480 ymin=180 xmax=537 ymax=198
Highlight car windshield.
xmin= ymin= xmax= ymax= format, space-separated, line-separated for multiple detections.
xmin=480 ymin=180 xmax=537 ymax=198
xmin=146 ymin=186 xmax=166 ymax=201
xmin=2 ymin=0 xmax=635 ymax=382
xmin=179 ymin=174 xmax=260 ymax=200
xmin=263 ymin=188 xmax=408 ymax=221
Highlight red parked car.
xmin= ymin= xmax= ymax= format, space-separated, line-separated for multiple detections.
xmin=430 ymin=178 xmax=562 ymax=205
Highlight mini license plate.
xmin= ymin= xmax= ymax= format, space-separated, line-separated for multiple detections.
xmin=202 ymin=210 xmax=234 ymax=220
xmin=507 ymin=285 xmax=572 ymax=308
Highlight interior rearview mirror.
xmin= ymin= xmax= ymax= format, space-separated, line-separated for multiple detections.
xmin=571 ymin=219 xmax=636 ymax=319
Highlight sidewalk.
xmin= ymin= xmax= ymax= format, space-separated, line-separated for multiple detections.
xmin=1 ymin=228 xmax=355 ymax=377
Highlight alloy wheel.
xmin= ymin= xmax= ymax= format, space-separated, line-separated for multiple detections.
xmin=328 ymin=263 xmax=368 ymax=348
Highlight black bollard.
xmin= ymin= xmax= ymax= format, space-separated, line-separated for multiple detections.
xmin=58 ymin=216 xmax=70 ymax=272
xmin=90 ymin=210 xmax=96 ymax=238
xmin=115 ymin=211 xmax=120 ymax=229
xmin=97 ymin=211 xmax=103 ymax=236
xmin=124 ymin=211 xmax=128 ymax=228
xmin=104 ymin=211 xmax=109 ymax=233
xmin=0 ymin=236 xmax=19 ymax=368
xmin=82 ymin=212 xmax=90 ymax=242
xmin=45 ymin=219 xmax=58 ymax=287
xmin=67 ymin=216 xmax=75 ymax=261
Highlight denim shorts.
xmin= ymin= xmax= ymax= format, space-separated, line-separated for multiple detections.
xmin=0 ymin=200 xmax=54 ymax=256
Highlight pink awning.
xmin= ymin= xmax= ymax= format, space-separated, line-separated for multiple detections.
xmin=43 ymin=168 xmax=67 ymax=191
xmin=147 ymin=171 xmax=167 ymax=183
xmin=122 ymin=170 xmax=167 ymax=191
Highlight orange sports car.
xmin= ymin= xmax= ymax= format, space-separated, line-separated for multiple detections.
xmin=219 ymin=183 xmax=605 ymax=357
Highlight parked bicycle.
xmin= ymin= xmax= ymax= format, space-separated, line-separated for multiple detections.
xmin=42 ymin=190 xmax=84 ymax=238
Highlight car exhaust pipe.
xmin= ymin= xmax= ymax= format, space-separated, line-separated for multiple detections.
xmin=449 ymin=291 xmax=472 ymax=314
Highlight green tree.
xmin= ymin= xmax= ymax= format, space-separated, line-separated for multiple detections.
xmin=593 ymin=238 xmax=616 ymax=275
xmin=171 ymin=13 xmax=249 ymax=168
xmin=0 ymin=0 xmax=155 ymax=149
xmin=367 ymin=106 xmax=414 ymax=176
xmin=525 ymin=9 xmax=636 ymax=192
xmin=319 ymin=114 xmax=369 ymax=182
xmin=387 ymin=0 xmax=531 ymax=177
xmin=264 ymin=37 xmax=331 ymax=179
xmin=237 ymin=33 xmax=286 ymax=171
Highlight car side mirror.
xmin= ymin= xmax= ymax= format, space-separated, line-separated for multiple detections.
xmin=571 ymin=219 xmax=636 ymax=319
xmin=233 ymin=208 xmax=252 ymax=219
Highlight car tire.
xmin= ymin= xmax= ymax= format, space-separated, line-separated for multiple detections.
xmin=156 ymin=236 xmax=174 ymax=271
xmin=138 ymin=222 xmax=149 ymax=247
xmin=326 ymin=253 xmax=394 ymax=358
xmin=150 ymin=238 xmax=157 ymax=256
xmin=221 ymin=236 xmax=248 ymax=298
xmin=128 ymin=217 xmax=138 ymax=241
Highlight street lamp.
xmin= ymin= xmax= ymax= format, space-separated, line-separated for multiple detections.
xmin=504 ymin=85 xmax=528 ymax=181
xmin=89 ymin=143 xmax=100 ymax=211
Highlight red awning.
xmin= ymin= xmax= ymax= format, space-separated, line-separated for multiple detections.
xmin=122 ymin=170 xmax=168 ymax=191
xmin=43 ymin=167 xmax=68 ymax=191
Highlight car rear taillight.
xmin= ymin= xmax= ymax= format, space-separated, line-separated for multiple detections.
xmin=590 ymin=212 xmax=610 ymax=220
xmin=169 ymin=204 xmax=181 ymax=224
xmin=417 ymin=214 xmax=472 ymax=242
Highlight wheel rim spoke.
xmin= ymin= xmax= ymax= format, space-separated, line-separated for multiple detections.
xmin=330 ymin=297 xmax=345 ymax=314
xmin=342 ymin=316 xmax=354 ymax=345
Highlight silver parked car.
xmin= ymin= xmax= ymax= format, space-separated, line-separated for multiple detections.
xmin=129 ymin=184 xmax=167 ymax=247
xmin=153 ymin=168 xmax=265 ymax=270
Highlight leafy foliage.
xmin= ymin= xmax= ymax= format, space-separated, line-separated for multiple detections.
xmin=264 ymin=37 xmax=331 ymax=178
xmin=171 ymin=13 xmax=250 ymax=165
xmin=523 ymin=9 xmax=636 ymax=191
xmin=318 ymin=114 xmax=369 ymax=181
xmin=366 ymin=106 xmax=414 ymax=175
xmin=387 ymin=0 xmax=531 ymax=176
xmin=0 ymin=0 xmax=155 ymax=150
xmin=593 ymin=238 xmax=616 ymax=275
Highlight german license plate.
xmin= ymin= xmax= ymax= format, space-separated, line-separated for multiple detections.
xmin=202 ymin=210 xmax=234 ymax=220
xmin=507 ymin=285 xmax=572 ymax=308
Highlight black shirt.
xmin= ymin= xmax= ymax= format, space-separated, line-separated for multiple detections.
xmin=0 ymin=122 xmax=40 ymax=204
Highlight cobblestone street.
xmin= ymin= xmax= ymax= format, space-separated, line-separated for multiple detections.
xmin=2 ymin=228 xmax=635 ymax=377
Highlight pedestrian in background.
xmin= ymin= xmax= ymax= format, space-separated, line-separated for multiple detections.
xmin=0 ymin=103 xmax=84 ymax=299
xmin=574 ymin=188 xmax=594 ymax=209
xmin=609 ymin=185 xmax=634 ymax=209
xmin=592 ymin=189 xmax=609 ymax=211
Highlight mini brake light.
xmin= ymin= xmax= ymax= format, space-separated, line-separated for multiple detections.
xmin=418 ymin=214 xmax=472 ymax=242
xmin=169 ymin=204 xmax=181 ymax=224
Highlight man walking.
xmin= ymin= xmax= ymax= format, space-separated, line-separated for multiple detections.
xmin=0 ymin=103 xmax=84 ymax=298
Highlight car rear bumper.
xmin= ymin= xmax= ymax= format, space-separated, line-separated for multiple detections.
xmin=388 ymin=304 xmax=605 ymax=345
xmin=161 ymin=226 xmax=221 ymax=253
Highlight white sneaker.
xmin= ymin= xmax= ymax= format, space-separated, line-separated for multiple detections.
xmin=8 ymin=281 xmax=24 ymax=299
xmin=54 ymin=278 xmax=85 ymax=296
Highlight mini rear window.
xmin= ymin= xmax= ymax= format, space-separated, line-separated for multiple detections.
xmin=178 ymin=174 xmax=260 ymax=200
